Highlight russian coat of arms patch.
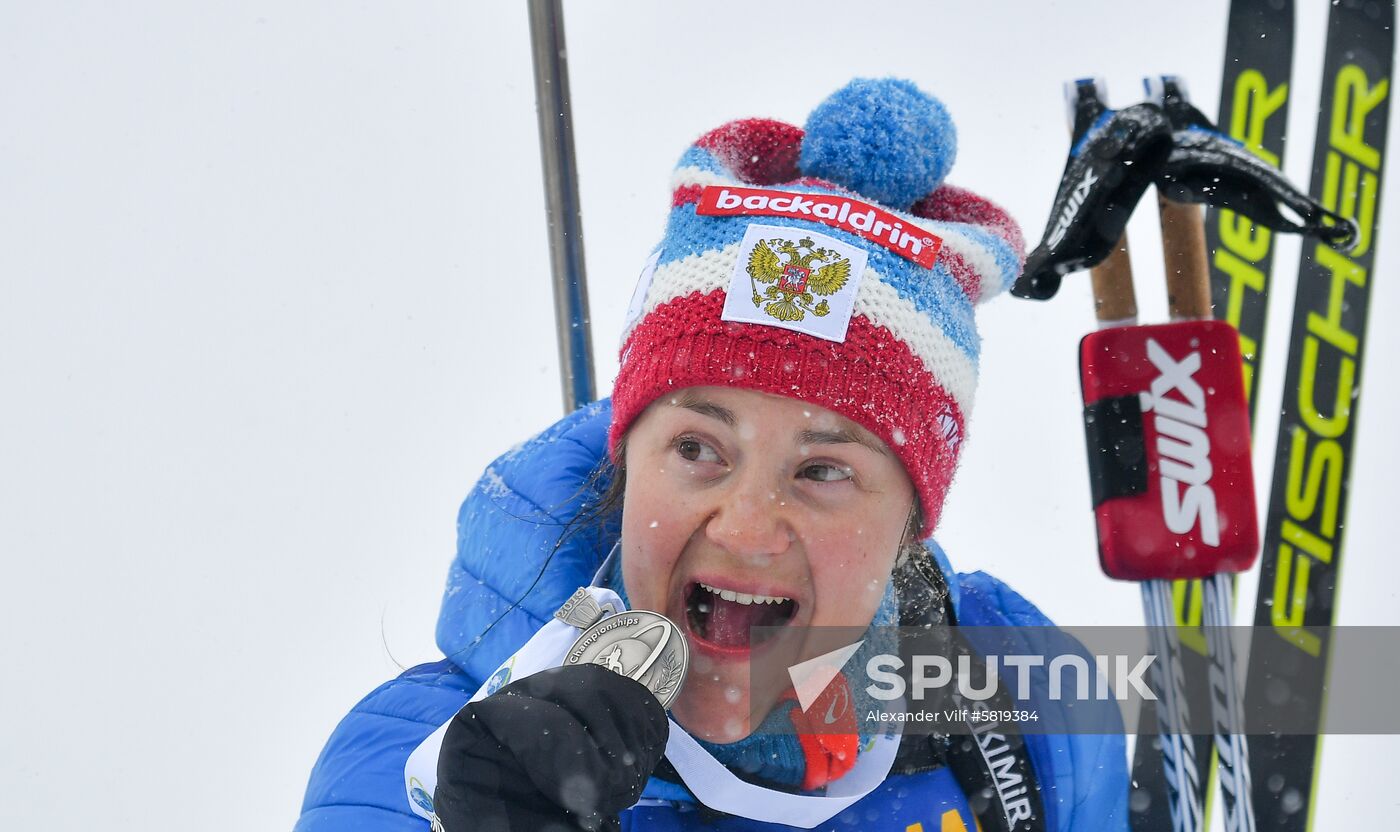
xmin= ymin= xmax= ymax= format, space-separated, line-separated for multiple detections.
xmin=722 ymin=224 xmax=868 ymax=341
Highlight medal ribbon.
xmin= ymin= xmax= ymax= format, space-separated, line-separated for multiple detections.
xmin=403 ymin=586 xmax=900 ymax=829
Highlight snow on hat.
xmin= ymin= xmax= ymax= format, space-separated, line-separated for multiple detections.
xmin=610 ymin=78 xmax=1025 ymax=536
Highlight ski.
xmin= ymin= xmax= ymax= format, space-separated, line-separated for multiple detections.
xmin=1243 ymin=2 xmax=1394 ymax=831
xmin=1128 ymin=4 xmax=1295 ymax=829
xmin=1205 ymin=0 xmax=1297 ymax=414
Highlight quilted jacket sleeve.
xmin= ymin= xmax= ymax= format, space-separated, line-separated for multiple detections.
xmin=434 ymin=401 xmax=618 ymax=687
xmin=297 ymin=402 xmax=617 ymax=831
xmin=294 ymin=661 xmax=475 ymax=832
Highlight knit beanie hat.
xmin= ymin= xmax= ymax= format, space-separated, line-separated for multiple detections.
xmin=610 ymin=78 xmax=1025 ymax=536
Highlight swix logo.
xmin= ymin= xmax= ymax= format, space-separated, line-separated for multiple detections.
xmin=1045 ymin=169 xmax=1098 ymax=248
xmin=1141 ymin=338 xmax=1221 ymax=546
xmin=698 ymin=186 xmax=942 ymax=268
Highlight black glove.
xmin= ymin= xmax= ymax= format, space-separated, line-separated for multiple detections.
xmin=434 ymin=663 xmax=670 ymax=832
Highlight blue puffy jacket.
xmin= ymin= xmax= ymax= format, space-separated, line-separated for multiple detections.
xmin=295 ymin=401 xmax=1128 ymax=831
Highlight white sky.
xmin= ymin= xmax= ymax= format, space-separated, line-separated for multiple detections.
xmin=1 ymin=2 xmax=1395 ymax=829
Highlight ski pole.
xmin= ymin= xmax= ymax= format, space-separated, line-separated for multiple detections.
xmin=1152 ymin=203 xmax=1254 ymax=832
xmin=1148 ymin=75 xmax=1257 ymax=832
xmin=1087 ymin=210 xmax=1207 ymax=832
xmin=1133 ymin=4 xmax=1296 ymax=824
xmin=1064 ymin=78 xmax=1205 ymax=832
xmin=1050 ymin=75 xmax=1268 ymax=832
xmin=1091 ymin=235 xmax=1206 ymax=832
xmin=1024 ymin=57 xmax=1363 ymax=832
xmin=527 ymin=0 xmax=595 ymax=412
xmin=1141 ymin=63 xmax=1362 ymax=830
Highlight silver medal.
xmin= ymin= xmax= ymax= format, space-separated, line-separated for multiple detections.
xmin=559 ymin=592 xmax=689 ymax=710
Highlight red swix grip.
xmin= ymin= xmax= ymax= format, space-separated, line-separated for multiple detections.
xmin=1079 ymin=320 xmax=1259 ymax=581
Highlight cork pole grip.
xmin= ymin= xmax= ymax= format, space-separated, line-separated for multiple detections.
xmin=1157 ymin=193 xmax=1213 ymax=320
xmin=1089 ymin=234 xmax=1138 ymax=325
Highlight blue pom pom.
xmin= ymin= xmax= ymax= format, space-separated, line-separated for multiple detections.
xmin=799 ymin=78 xmax=957 ymax=209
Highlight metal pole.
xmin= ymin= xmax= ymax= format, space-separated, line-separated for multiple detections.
xmin=528 ymin=0 xmax=595 ymax=412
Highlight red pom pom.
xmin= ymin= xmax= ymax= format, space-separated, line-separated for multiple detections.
xmin=696 ymin=118 xmax=804 ymax=185
xmin=912 ymin=184 xmax=1026 ymax=258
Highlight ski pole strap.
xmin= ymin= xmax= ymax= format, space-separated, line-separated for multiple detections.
xmin=1149 ymin=72 xmax=1361 ymax=256
xmin=1235 ymin=178 xmax=1359 ymax=248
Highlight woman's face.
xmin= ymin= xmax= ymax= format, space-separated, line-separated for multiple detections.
xmin=620 ymin=386 xmax=916 ymax=742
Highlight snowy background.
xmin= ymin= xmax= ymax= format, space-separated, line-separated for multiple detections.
xmin=2 ymin=1 xmax=1396 ymax=829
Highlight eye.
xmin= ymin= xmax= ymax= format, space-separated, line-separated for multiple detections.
xmin=675 ymin=436 xmax=722 ymax=464
xmin=797 ymin=462 xmax=853 ymax=483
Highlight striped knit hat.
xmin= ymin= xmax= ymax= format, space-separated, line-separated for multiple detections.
xmin=611 ymin=78 xmax=1025 ymax=536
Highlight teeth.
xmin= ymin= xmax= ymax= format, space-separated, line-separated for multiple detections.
xmin=699 ymin=582 xmax=791 ymax=606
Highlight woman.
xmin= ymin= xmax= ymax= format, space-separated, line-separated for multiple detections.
xmin=296 ymin=78 xmax=1128 ymax=832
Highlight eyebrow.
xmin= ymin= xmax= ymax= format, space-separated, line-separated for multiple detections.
xmin=798 ymin=427 xmax=890 ymax=457
xmin=672 ymin=392 xmax=737 ymax=427
xmin=669 ymin=392 xmax=888 ymax=456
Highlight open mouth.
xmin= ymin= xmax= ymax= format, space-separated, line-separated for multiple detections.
xmin=685 ymin=581 xmax=798 ymax=651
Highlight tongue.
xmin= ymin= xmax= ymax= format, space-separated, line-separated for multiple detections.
xmin=706 ymin=597 xmax=782 ymax=648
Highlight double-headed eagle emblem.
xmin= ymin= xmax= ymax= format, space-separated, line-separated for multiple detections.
xmin=746 ymin=236 xmax=852 ymax=322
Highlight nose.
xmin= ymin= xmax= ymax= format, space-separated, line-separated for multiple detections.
xmin=704 ymin=469 xmax=795 ymax=561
